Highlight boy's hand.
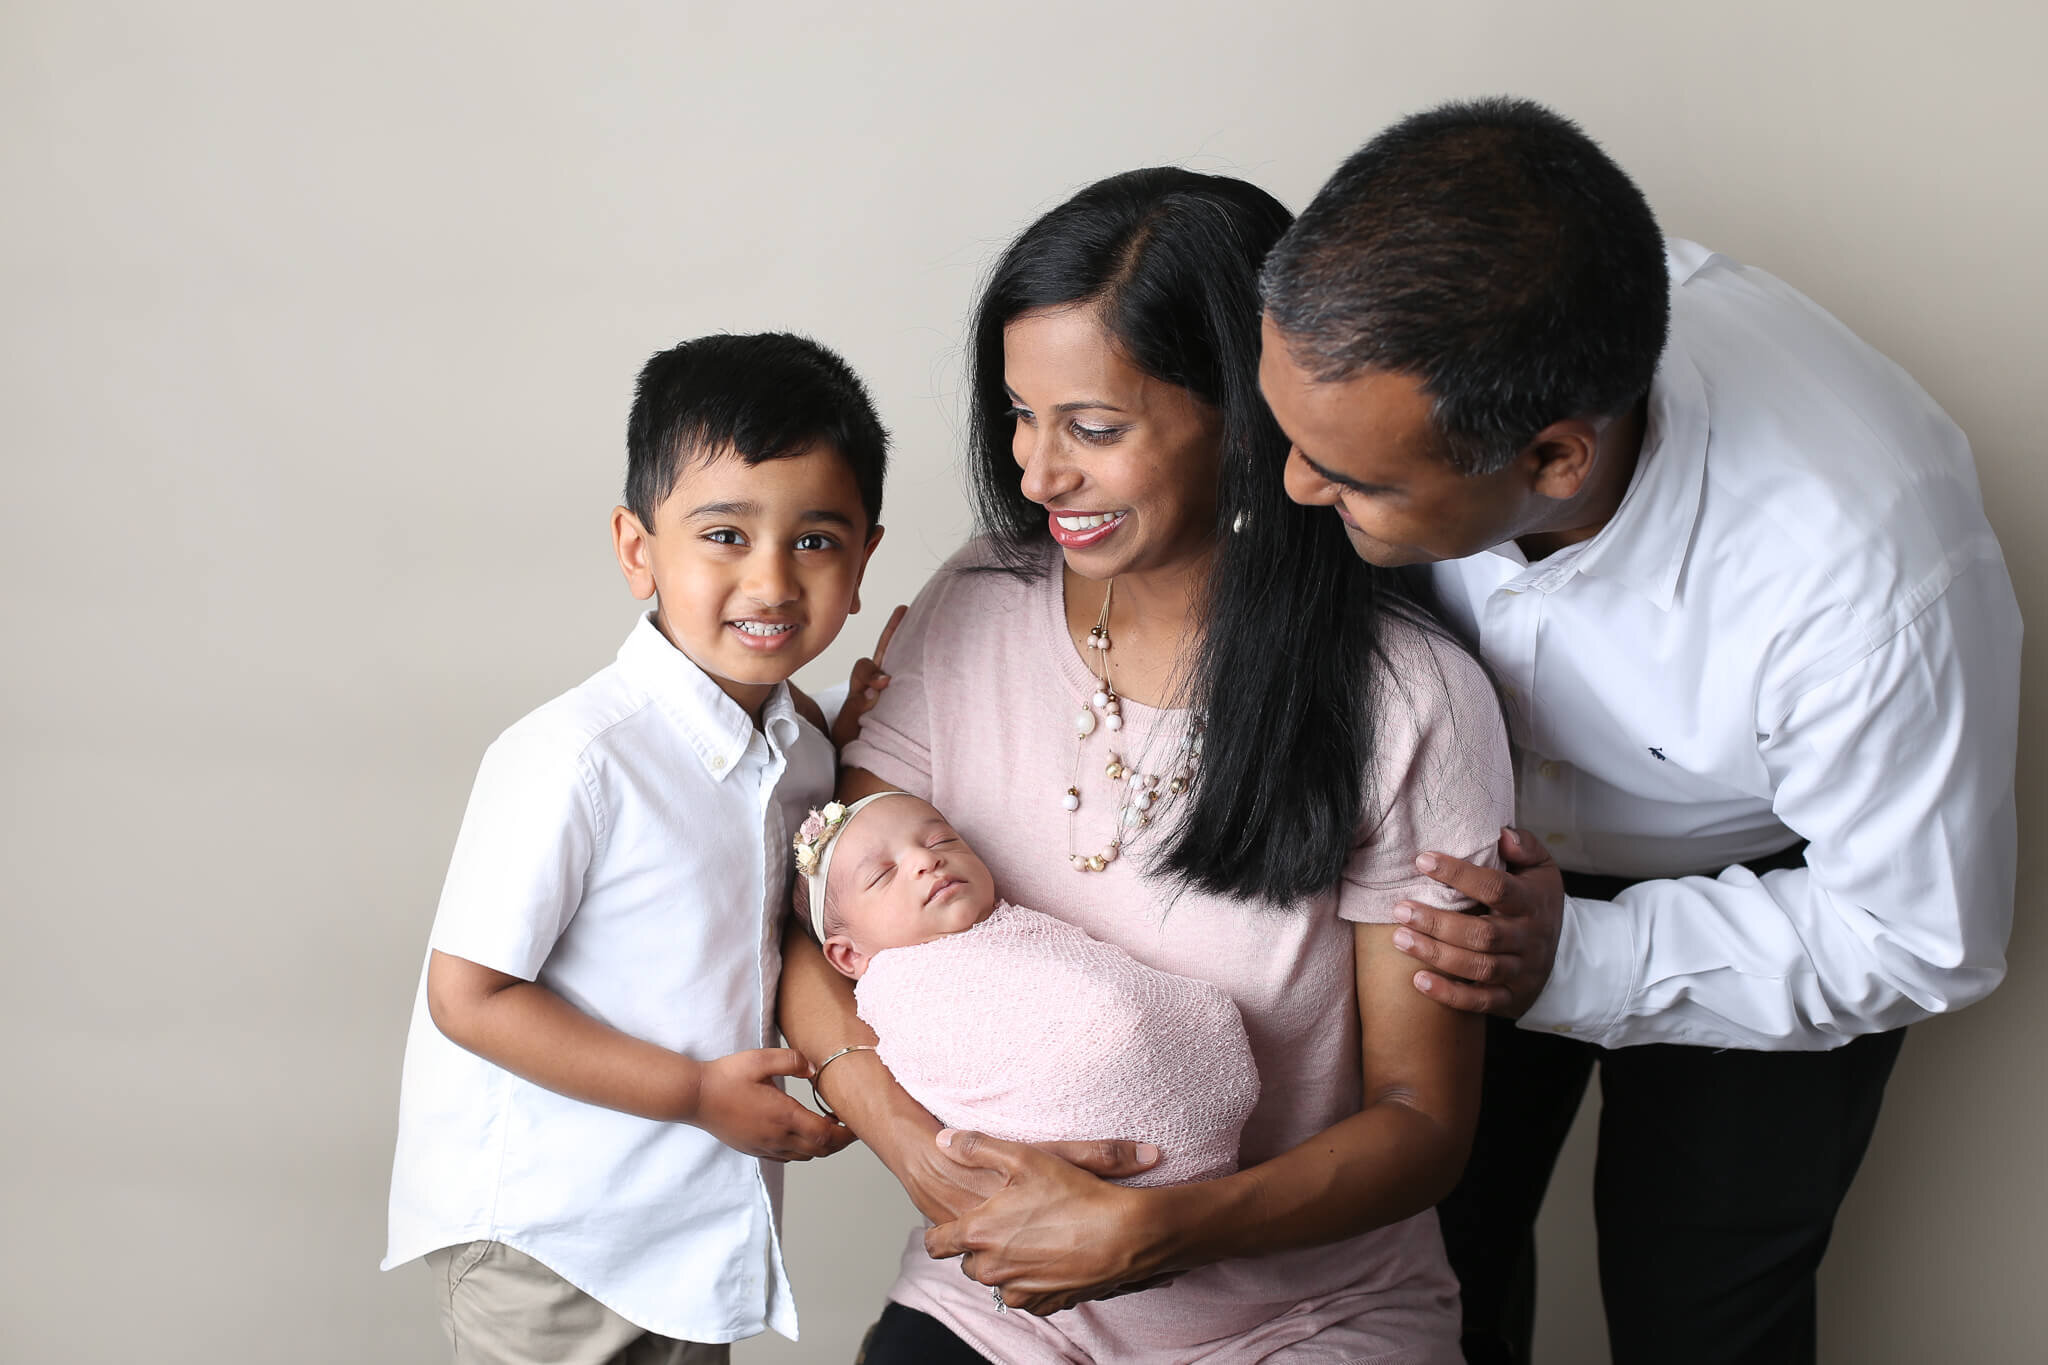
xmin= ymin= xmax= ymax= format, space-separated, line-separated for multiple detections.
xmin=694 ymin=1048 xmax=855 ymax=1162
xmin=831 ymin=605 xmax=906 ymax=751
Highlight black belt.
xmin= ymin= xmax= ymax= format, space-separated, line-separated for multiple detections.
xmin=1559 ymin=840 xmax=1808 ymax=902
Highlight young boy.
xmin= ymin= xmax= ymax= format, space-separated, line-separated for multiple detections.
xmin=382 ymin=332 xmax=888 ymax=1364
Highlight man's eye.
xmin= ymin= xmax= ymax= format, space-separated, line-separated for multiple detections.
xmin=705 ymin=528 xmax=745 ymax=546
xmin=795 ymin=532 xmax=838 ymax=552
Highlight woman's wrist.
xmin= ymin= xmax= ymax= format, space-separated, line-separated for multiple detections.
xmin=1139 ymin=1167 xmax=1259 ymax=1275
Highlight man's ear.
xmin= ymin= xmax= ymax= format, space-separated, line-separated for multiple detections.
xmin=822 ymin=935 xmax=867 ymax=981
xmin=612 ymin=506 xmax=657 ymax=601
xmin=1523 ymin=419 xmax=1601 ymax=501
xmin=848 ymin=524 xmax=885 ymax=616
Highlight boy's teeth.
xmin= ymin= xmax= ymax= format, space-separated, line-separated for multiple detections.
xmin=1057 ymin=512 xmax=1122 ymax=530
xmin=733 ymin=621 xmax=794 ymax=636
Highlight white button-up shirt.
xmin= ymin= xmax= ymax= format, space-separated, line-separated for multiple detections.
xmin=1431 ymin=240 xmax=2021 ymax=1052
xmin=383 ymin=615 xmax=833 ymax=1342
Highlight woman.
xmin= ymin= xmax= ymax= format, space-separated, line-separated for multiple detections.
xmin=781 ymin=167 xmax=1513 ymax=1363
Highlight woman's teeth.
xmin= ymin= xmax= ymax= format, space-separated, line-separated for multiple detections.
xmin=1056 ymin=512 xmax=1124 ymax=530
xmin=732 ymin=621 xmax=794 ymax=636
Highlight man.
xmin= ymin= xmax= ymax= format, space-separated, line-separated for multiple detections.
xmin=1256 ymin=97 xmax=2020 ymax=1365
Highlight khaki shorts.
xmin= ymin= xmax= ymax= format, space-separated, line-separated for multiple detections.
xmin=423 ymin=1241 xmax=730 ymax=1365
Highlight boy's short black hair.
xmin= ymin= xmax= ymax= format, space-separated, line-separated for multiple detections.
xmin=625 ymin=332 xmax=888 ymax=528
xmin=1261 ymin=96 xmax=1669 ymax=475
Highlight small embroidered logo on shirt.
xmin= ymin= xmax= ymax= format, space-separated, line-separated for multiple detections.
xmin=1648 ymin=747 xmax=1667 ymax=761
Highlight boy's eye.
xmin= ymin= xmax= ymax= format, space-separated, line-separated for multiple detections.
xmin=705 ymin=528 xmax=745 ymax=546
xmin=795 ymin=532 xmax=839 ymax=552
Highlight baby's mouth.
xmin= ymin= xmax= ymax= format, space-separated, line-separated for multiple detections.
xmin=923 ymin=876 xmax=962 ymax=907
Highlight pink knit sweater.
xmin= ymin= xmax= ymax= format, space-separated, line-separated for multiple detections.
xmin=842 ymin=543 xmax=1514 ymax=1365
xmin=856 ymin=901 xmax=1259 ymax=1189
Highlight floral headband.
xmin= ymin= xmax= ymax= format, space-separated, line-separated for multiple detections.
xmin=793 ymin=790 xmax=917 ymax=940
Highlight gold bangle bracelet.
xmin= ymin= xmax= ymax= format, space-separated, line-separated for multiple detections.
xmin=809 ymin=1044 xmax=876 ymax=1121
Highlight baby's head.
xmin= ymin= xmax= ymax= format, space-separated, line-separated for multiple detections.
xmin=794 ymin=793 xmax=996 ymax=980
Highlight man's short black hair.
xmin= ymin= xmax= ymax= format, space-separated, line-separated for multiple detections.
xmin=625 ymin=332 xmax=888 ymax=528
xmin=1261 ymin=96 xmax=1670 ymax=474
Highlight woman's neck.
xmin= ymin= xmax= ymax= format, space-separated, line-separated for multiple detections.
xmin=1062 ymin=544 xmax=1212 ymax=708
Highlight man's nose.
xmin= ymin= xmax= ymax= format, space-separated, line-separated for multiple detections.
xmin=1282 ymin=447 xmax=1338 ymax=507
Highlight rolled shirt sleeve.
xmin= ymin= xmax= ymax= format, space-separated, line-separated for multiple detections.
xmin=1521 ymin=558 xmax=2021 ymax=1050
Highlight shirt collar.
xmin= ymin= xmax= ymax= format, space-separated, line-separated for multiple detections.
xmin=1565 ymin=340 xmax=1709 ymax=611
xmin=1472 ymin=314 xmax=1709 ymax=611
xmin=615 ymin=614 xmax=801 ymax=780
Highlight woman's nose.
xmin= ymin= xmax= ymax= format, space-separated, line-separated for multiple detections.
xmin=1017 ymin=429 xmax=1080 ymax=506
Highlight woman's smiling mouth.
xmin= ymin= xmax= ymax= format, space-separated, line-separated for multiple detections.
xmin=1048 ymin=509 xmax=1128 ymax=548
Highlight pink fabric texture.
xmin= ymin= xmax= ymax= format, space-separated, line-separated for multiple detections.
xmin=840 ymin=542 xmax=1514 ymax=1364
xmin=856 ymin=901 xmax=1259 ymax=1189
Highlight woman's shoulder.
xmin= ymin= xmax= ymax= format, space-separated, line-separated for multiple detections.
xmin=906 ymin=536 xmax=1057 ymax=625
xmin=1372 ymin=615 xmax=1495 ymax=717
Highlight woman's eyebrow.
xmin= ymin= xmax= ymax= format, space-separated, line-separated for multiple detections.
xmin=1004 ymin=385 xmax=1128 ymax=415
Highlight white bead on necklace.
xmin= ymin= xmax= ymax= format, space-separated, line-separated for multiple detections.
xmin=1063 ymin=578 xmax=1200 ymax=874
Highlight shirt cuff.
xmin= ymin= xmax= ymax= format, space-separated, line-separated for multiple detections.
xmin=1516 ymin=894 xmax=1639 ymax=1044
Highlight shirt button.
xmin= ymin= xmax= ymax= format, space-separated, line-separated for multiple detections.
xmin=710 ymin=755 xmax=727 ymax=771
xmin=1538 ymin=761 xmax=1560 ymax=779
xmin=1545 ymin=832 xmax=1568 ymax=846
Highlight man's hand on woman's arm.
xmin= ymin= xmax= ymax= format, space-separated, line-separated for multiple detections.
xmin=1391 ymin=826 xmax=1564 ymax=1016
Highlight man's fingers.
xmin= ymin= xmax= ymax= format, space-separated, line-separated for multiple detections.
xmin=1394 ymin=902 xmax=1513 ymax=955
xmin=1036 ymin=1137 xmax=1159 ymax=1179
xmin=1414 ymin=851 xmax=1514 ymax=910
xmin=1498 ymin=826 xmax=1557 ymax=872
xmin=872 ymin=604 xmax=907 ymax=669
xmin=1411 ymin=969 xmax=1514 ymax=1015
xmin=1392 ymin=925 xmax=1515 ymax=986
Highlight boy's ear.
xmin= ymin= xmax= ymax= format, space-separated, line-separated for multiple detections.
xmin=822 ymin=935 xmax=867 ymax=981
xmin=612 ymin=506 xmax=657 ymax=601
xmin=849 ymin=524 xmax=885 ymax=616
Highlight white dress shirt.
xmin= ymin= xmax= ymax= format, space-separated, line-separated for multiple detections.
xmin=383 ymin=614 xmax=833 ymax=1342
xmin=1430 ymin=239 xmax=2021 ymax=1052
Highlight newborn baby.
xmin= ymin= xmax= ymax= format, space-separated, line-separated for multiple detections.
xmin=795 ymin=791 xmax=1259 ymax=1188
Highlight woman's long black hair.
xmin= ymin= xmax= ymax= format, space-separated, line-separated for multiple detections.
xmin=965 ymin=167 xmax=1450 ymax=905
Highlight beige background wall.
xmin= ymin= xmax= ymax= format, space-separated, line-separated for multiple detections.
xmin=4 ymin=3 xmax=2042 ymax=1361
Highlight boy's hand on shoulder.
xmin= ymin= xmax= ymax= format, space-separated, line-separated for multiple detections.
xmin=693 ymin=1048 xmax=855 ymax=1162
xmin=830 ymin=604 xmax=906 ymax=751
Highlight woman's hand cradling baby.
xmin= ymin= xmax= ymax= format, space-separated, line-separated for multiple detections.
xmin=923 ymin=1129 xmax=1175 ymax=1316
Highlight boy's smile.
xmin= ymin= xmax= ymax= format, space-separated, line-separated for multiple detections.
xmin=612 ymin=444 xmax=883 ymax=717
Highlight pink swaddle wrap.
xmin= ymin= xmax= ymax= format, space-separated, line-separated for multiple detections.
xmin=854 ymin=902 xmax=1258 ymax=1187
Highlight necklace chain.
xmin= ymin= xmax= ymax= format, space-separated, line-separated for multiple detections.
xmin=1062 ymin=578 xmax=1202 ymax=874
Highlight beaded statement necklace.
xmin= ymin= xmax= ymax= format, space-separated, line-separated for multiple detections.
xmin=1063 ymin=579 xmax=1202 ymax=873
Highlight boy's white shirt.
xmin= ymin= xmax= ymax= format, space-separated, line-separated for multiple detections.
xmin=383 ymin=613 xmax=832 ymax=1343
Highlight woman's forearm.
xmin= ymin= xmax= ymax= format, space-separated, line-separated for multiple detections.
xmin=1145 ymin=1093 xmax=1473 ymax=1270
xmin=778 ymin=917 xmax=1001 ymax=1223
